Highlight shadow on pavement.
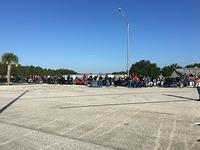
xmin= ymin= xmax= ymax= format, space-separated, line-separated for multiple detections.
xmin=0 ymin=90 xmax=29 ymax=114
xmin=163 ymin=94 xmax=197 ymax=101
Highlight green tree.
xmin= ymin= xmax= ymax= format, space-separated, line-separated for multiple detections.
xmin=0 ymin=62 xmax=7 ymax=75
xmin=129 ymin=60 xmax=160 ymax=77
xmin=185 ymin=63 xmax=200 ymax=68
xmin=10 ymin=65 xmax=77 ymax=77
xmin=1 ymin=53 xmax=19 ymax=85
xmin=161 ymin=63 xmax=182 ymax=77
xmin=112 ymin=71 xmax=126 ymax=75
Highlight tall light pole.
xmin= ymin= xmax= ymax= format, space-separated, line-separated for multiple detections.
xmin=118 ymin=8 xmax=130 ymax=77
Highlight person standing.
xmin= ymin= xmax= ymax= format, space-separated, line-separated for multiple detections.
xmin=132 ymin=74 xmax=140 ymax=88
xmin=196 ymin=76 xmax=200 ymax=101
xmin=98 ymin=75 xmax=103 ymax=88
xmin=113 ymin=75 xmax=118 ymax=87
xmin=105 ymin=74 xmax=109 ymax=86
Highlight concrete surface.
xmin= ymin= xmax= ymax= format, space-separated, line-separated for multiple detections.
xmin=0 ymin=84 xmax=200 ymax=150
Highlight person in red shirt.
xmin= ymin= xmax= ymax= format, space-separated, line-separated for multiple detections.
xmin=132 ymin=74 xmax=140 ymax=87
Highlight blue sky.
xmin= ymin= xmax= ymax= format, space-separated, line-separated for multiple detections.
xmin=0 ymin=0 xmax=199 ymax=73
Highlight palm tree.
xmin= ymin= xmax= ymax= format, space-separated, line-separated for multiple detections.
xmin=1 ymin=53 xmax=18 ymax=85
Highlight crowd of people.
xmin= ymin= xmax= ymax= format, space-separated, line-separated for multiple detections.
xmin=83 ymin=74 xmax=163 ymax=88
xmin=1 ymin=73 xmax=198 ymax=89
xmin=80 ymin=74 xmax=196 ymax=88
xmin=0 ymin=74 xmax=198 ymax=88
xmin=1 ymin=73 xmax=200 ymax=100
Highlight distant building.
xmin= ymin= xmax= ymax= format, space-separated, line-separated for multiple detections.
xmin=171 ymin=67 xmax=200 ymax=78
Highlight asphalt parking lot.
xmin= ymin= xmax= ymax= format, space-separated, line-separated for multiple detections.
xmin=0 ymin=84 xmax=200 ymax=150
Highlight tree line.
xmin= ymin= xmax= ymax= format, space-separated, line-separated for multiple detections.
xmin=129 ymin=60 xmax=200 ymax=77
xmin=0 ymin=53 xmax=77 ymax=79
xmin=0 ymin=53 xmax=199 ymax=79
xmin=0 ymin=63 xmax=77 ymax=76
